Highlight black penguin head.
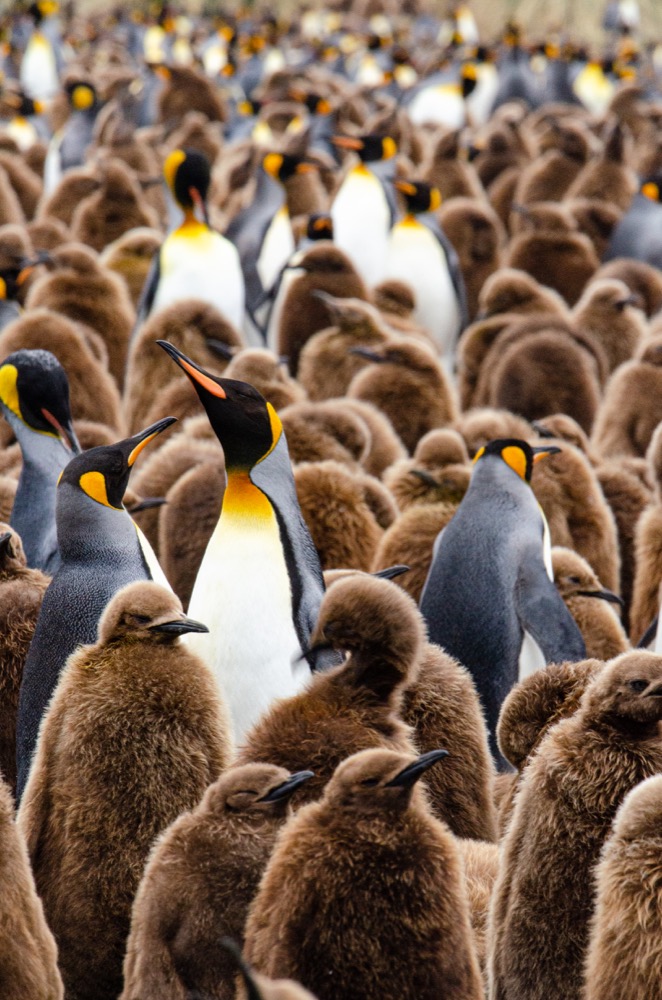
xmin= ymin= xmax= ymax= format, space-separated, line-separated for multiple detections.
xmin=394 ymin=180 xmax=442 ymax=214
xmin=306 ymin=213 xmax=334 ymax=241
xmin=163 ymin=147 xmax=211 ymax=215
xmin=326 ymin=747 xmax=449 ymax=815
xmin=0 ymin=349 xmax=80 ymax=454
xmin=3 ymin=90 xmax=43 ymax=118
xmin=58 ymin=416 xmax=176 ymax=511
xmin=262 ymin=152 xmax=317 ymax=183
xmin=158 ymin=341 xmax=282 ymax=472
xmin=331 ymin=133 xmax=397 ymax=163
xmin=98 ymin=580 xmax=208 ymax=646
xmin=206 ymin=763 xmax=315 ymax=816
xmin=472 ymin=438 xmax=560 ymax=484
xmin=460 ymin=62 xmax=478 ymax=98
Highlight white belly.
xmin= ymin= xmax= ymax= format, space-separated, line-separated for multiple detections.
xmin=257 ymin=207 xmax=295 ymax=293
xmin=385 ymin=222 xmax=461 ymax=358
xmin=518 ymin=629 xmax=547 ymax=681
xmin=408 ymin=85 xmax=466 ymax=129
xmin=331 ymin=168 xmax=391 ymax=289
xmin=20 ymin=35 xmax=59 ymax=100
xmin=185 ymin=499 xmax=310 ymax=747
xmin=153 ymin=229 xmax=245 ymax=333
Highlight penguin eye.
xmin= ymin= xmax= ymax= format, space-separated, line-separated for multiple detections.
xmin=568 ymin=576 xmax=582 ymax=585
xmin=133 ymin=614 xmax=151 ymax=625
xmin=629 ymin=679 xmax=648 ymax=693
xmin=361 ymin=777 xmax=380 ymax=787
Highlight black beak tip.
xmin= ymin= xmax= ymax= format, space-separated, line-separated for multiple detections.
xmin=386 ymin=748 xmax=450 ymax=788
xmin=258 ymin=769 xmax=315 ymax=802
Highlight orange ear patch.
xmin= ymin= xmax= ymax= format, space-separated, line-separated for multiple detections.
xmin=500 ymin=445 xmax=528 ymax=480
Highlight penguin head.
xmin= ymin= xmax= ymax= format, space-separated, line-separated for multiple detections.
xmin=3 ymin=90 xmax=44 ymax=118
xmin=472 ymin=439 xmax=560 ymax=484
xmin=204 ymin=763 xmax=315 ymax=816
xmin=58 ymin=416 xmax=176 ymax=511
xmin=394 ymin=180 xmax=442 ymax=215
xmin=331 ymin=133 xmax=397 ymax=163
xmin=98 ymin=580 xmax=208 ymax=646
xmin=460 ymin=62 xmax=478 ymax=98
xmin=163 ymin=147 xmax=211 ymax=217
xmin=611 ymin=774 xmax=662 ymax=843
xmin=0 ymin=349 xmax=80 ymax=454
xmin=584 ymin=651 xmax=662 ymax=728
xmin=306 ymin=213 xmax=334 ymax=241
xmin=158 ymin=341 xmax=281 ymax=472
xmin=324 ymin=747 xmax=449 ymax=815
xmin=0 ymin=256 xmax=40 ymax=303
xmin=0 ymin=523 xmax=27 ymax=573
xmin=262 ymin=152 xmax=317 ymax=183
xmin=552 ymin=547 xmax=623 ymax=609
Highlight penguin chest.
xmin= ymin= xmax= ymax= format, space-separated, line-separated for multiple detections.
xmin=331 ymin=167 xmax=391 ymax=287
xmin=185 ymin=478 xmax=308 ymax=745
xmin=257 ymin=207 xmax=295 ymax=293
xmin=20 ymin=35 xmax=59 ymax=100
xmin=153 ymin=227 xmax=245 ymax=329
xmin=385 ymin=222 xmax=460 ymax=355
xmin=408 ymin=84 xmax=465 ymax=129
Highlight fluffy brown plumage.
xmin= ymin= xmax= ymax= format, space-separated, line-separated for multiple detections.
xmin=552 ymin=547 xmax=629 ymax=660
xmin=69 ymin=159 xmax=159 ymax=254
xmin=505 ymin=226 xmax=598 ymax=306
xmin=121 ymin=763 xmax=311 ymax=1000
xmin=372 ymin=501 xmax=457 ymax=603
xmin=595 ymin=257 xmax=662 ymax=318
xmin=489 ymin=651 xmax=662 ymax=1000
xmin=583 ymin=773 xmax=662 ymax=1000
xmin=0 ymin=773 xmax=63 ymax=1000
xmin=18 ymin=582 xmax=230 ymax=1000
xmin=281 ymin=401 xmax=371 ymax=469
xmin=572 ymin=277 xmax=647 ymax=374
xmin=100 ymin=227 xmax=163 ymax=309
xmin=244 ymin=747 xmax=483 ymax=1000
xmin=224 ymin=349 xmax=306 ymax=410
xmin=438 ymin=197 xmax=503 ymax=319
xmin=591 ymin=335 xmax=662 ymax=459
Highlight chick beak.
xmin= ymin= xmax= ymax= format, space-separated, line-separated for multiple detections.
xmin=348 ymin=346 xmax=386 ymax=363
xmin=0 ymin=531 xmax=12 ymax=558
xmin=258 ymin=770 xmax=315 ymax=802
xmin=576 ymin=589 xmax=624 ymax=607
xmin=385 ymin=749 xmax=449 ymax=787
xmin=372 ymin=564 xmax=410 ymax=580
xmin=149 ymin=616 xmax=209 ymax=636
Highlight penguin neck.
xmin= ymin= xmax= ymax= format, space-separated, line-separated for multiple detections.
xmin=221 ymin=468 xmax=273 ymax=524
xmin=177 ymin=207 xmax=209 ymax=235
xmin=56 ymin=484 xmax=147 ymax=565
xmin=11 ymin=426 xmax=69 ymax=568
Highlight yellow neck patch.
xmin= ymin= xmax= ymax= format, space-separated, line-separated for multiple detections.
xmin=222 ymin=470 xmax=273 ymax=521
xmin=164 ymin=148 xmax=186 ymax=194
xmin=257 ymin=402 xmax=283 ymax=464
xmin=79 ymin=471 xmax=120 ymax=509
xmin=0 ymin=364 xmax=21 ymax=418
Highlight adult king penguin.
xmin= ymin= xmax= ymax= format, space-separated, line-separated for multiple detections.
xmin=385 ymin=180 xmax=468 ymax=363
xmin=15 ymin=416 xmax=175 ymax=800
xmin=159 ymin=341 xmax=335 ymax=746
xmin=0 ymin=349 xmax=80 ymax=574
xmin=419 ymin=439 xmax=586 ymax=770
xmin=137 ymin=148 xmax=245 ymax=333
xmin=330 ymin=133 xmax=397 ymax=289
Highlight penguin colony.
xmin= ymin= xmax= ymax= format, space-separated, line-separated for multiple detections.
xmin=2 ymin=2 xmax=662 ymax=999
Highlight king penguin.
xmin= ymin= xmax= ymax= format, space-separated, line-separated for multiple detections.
xmin=419 ymin=439 xmax=586 ymax=770
xmin=330 ymin=133 xmax=397 ymax=290
xmin=0 ymin=349 xmax=80 ymax=575
xmin=158 ymin=341 xmax=336 ymax=746
xmin=384 ymin=180 xmax=468 ymax=364
xmin=15 ymin=415 xmax=175 ymax=801
xmin=137 ymin=148 xmax=245 ymax=333
xmin=19 ymin=1 xmax=62 ymax=103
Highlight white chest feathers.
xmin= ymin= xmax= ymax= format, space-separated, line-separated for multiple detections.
xmin=331 ymin=166 xmax=391 ymax=288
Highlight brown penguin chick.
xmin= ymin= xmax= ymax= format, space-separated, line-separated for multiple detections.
xmin=224 ymin=349 xmax=306 ymax=411
xmin=341 ymin=398 xmax=407 ymax=478
xmin=159 ymin=461 xmax=226 ymax=610
xmin=297 ymin=293 xmax=393 ymax=402
xmin=0 ymin=150 xmax=42 ymax=220
xmin=595 ymin=257 xmax=662 ymax=318
xmin=347 ymin=340 xmax=457 ymax=455
xmin=125 ymin=299 xmax=242 ymax=434
xmin=17 ymin=581 xmax=230 ymax=1000
xmin=629 ymin=424 xmax=662 ymax=642
xmin=26 ymin=216 xmax=69 ymax=253
xmin=69 ymin=159 xmax=159 ymax=253
xmin=372 ymin=278 xmax=417 ymax=325
xmin=457 ymin=838 xmax=499 ymax=982
xmin=100 ymin=227 xmax=163 ymax=309
xmin=477 ymin=266 xmax=568 ymax=319
xmin=508 ymin=200 xmax=577 ymax=237
xmin=0 ymin=162 xmax=25 ymax=225
xmin=506 ymin=222 xmax=599 ymax=306
xmin=36 ymin=167 xmax=101 ymax=228
xmin=425 ymin=128 xmax=485 ymax=201
xmin=531 ymin=440 xmax=620 ymax=592
xmin=236 ymin=575 xmax=422 ymax=800
xmin=454 ymin=406 xmax=533 ymax=458
xmin=438 ymin=196 xmax=504 ymax=319
xmin=371 ymin=499 xmax=460 ymax=606
xmin=531 ymin=412 xmax=593 ymax=456
xmin=472 ymin=121 xmax=529 ymax=190
xmin=383 ymin=428 xmax=470 ymax=511
xmin=591 ymin=335 xmax=662 ymax=460
xmin=552 ymin=546 xmax=629 ymax=660
xmin=572 ymin=277 xmax=647 ymax=374
xmin=565 ymin=120 xmax=637 ymax=212
xmin=567 ymin=198 xmax=622 ymax=261
xmin=25 ymin=242 xmax=136 ymax=390
xmin=165 ymin=110 xmax=224 ymax=168
xmin=294 ymin=460 xmax=397 ymax=571
xmin=583 ymin=773 xmax=662 ymax=1000
xmin=0 ymin=474 xmax=17 ymax=520
xmin=121 ymin=764 xmax=313 ymax=1000
xmin=276 ymin=244 xmax=368 ymax=377
xmin=157 ymin=65 xmax=227 ymax=125
xmin=456 ymin=313 xmax=525 ymax=411
xmin=0 ymin=526 xmax=49 ymax=796
xmin=0 ymin=309 xmax=123 ymax=440
xmin=487 ymin=165 xmax=521 ymax=228
xmin=0 ymin=774 xmax=64 ymax=1000
xmin=244 ymin=747 xmax=483 ymax=1000
xmin=488 ymin=651 xmax=662 ymax=1000
xmin=281 ymin=400 xmax=371 ymax=469
xmin=513 ymin=120 xmax=590 ymax=205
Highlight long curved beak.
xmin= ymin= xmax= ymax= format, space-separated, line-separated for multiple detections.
xmin=258 ymin=770 xmax=315 ymax=802
xmin=373 ymin=564 xmax=410 ymax=580
xmin=158 ymin=340 xmax=227 ymax=400
xmin=149 ymin=616 xmax=209 ymax=636
xmin=348 ymin=346 xmax=386 ymax=363
xmin=126 ymin=416 xmax=177 ymax=466
xmin=576 ymin=589 xmax=624 ymax=607
xmin=385 ymin=749 xmax=449 ymax=787
xmin=0 ymin=531 xmax=12 ymax=558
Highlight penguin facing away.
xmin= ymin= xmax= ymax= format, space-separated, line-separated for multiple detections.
xmin=15 ymin=415 xmax=176 ymax=801
xmin=419 ymin=439 xmax=586 ymax=770
xmin=158 ymin=341 xmax=335 ymax=745
xmin=0 ymin=348 xmax=80 ymax=574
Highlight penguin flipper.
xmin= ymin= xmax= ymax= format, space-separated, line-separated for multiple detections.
xmin=134 ymin=251 xmax=161 ymax=331
xmin=515 ymin=559 xmax=586 ymax=664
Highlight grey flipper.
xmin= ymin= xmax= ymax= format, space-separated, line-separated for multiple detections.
xmin=250 ymin=433 xmax=339 ymax=671
xmin=225 ymin=166 xmax=285 ymax=314
xmin=133 ymin=250 xmax=161 ymax=334
xmin=515 ymin=557 xmax=587 ymax=663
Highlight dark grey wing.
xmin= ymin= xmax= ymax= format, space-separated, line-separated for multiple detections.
xmin=515 ymin=557 xmax=586 ymax=663
xmin=133 ymin=250 xmax=161 ymax=333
